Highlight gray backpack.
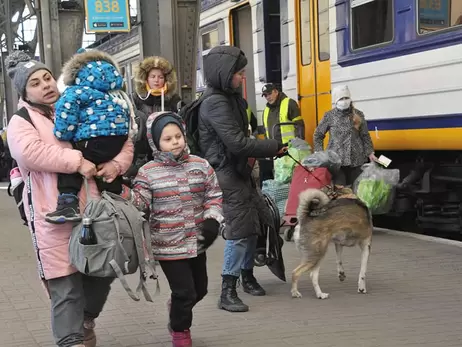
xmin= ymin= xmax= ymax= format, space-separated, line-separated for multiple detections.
xmin=69 ymin=180 xmax=159 ymax=302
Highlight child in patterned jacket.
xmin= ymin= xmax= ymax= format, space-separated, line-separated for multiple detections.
xmin=45 ymin=48 xmax=137 ymax=224
xmin=120 ymin=111 xmax=223 ymax=347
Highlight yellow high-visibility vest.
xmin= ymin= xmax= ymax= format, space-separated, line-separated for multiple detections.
xmin=263 ymin=97 xmax=302 ymax=143
xmin=246 ymin=107 xmax=252 ymax=123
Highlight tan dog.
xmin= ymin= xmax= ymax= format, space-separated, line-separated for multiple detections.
xmin=291 ymin=187 xmax=372 ymax=299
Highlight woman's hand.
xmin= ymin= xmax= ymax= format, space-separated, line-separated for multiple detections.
xmin=78 ymin=159 xmax=97 ymax=178
xmin=96 ymin=161 xmax=120 ymax=183
xmin=369 ymin=153 xmax=378 ymax=163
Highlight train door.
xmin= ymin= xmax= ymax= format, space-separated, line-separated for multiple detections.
xmin=295 ymin=0 xmax=331 ymax=146
xmin=230 ymin=2 xmax=257 ymax=114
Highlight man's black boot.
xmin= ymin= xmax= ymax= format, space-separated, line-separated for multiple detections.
xmin=241 ymin=269 xmax=266 ymax=296
xmin=218 ymin=275 xmax=249 ymax=312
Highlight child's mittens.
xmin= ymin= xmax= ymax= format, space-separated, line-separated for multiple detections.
xmin=197 ymin=219 xmax=220 ymax=251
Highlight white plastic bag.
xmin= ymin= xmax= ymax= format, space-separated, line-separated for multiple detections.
xmin=302 ymin=150 xmax=342 ymax=173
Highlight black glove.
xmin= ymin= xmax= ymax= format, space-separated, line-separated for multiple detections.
xmin=197 ymin=219 xmax=220 ymax=251
xmin=275 ymin=143 xmax=289 ymax=158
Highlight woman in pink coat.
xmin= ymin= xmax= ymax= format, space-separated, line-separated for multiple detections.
xmin=5 ymin=51 xmax=134 ymax=347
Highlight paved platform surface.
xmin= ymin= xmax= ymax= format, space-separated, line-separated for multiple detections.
xmin=1 ymin=190 xmax=462 ymax=347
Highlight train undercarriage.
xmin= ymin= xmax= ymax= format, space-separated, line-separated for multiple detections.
xmin=373 ymin=150 xmax=462 ymax=238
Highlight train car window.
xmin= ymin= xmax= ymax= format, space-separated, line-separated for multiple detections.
xmin=256 ymin=0 xmax=281 ymax=83
xmin=351 ymin=0 xmax=393 ymax=50
xmin=418 ymin=0 xmax=462 ymax=34
xmin=202 ymin=29 xmax=220 ymax=52
xmin=299 ymin=0 xmax=312 ymax=65
xmin=317 ymin=0 xmax=330 ymax=61
xmin=256 ymin=2 xmax=266 ymax=82
xmin=197 ymin=20 xmax=225 ymax=91
xmin=280 ymin=0 xmax=290 ymax=80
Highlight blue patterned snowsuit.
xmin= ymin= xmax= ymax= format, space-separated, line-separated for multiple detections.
xmin=54 ymin=60 xmax=130 ymax=142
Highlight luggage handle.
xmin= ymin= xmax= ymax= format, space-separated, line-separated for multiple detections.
xmin=259 ymin=122 xmax=298 ymax=160
xmin=270 ymin=122 xmax=297 ymax=141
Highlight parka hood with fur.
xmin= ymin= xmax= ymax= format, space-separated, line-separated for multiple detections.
xmin=60 ymin=49 xmax=122 ymax=87
xmin=57 ymin=48 xmax=138 ymax=140
xmin=134 ymin=56 xmax=178 ymax=99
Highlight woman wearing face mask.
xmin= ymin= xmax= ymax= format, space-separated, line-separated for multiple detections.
xmin=313 ymin=85 xmax=376 ymax=186
xmin=5 ymin=51 xmax=134 ymax=347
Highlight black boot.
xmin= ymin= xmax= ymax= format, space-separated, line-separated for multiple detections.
xmin=241 ymin=269 xmax=266 ymax=296
xmin=45 ymin=193 xmax=81 ymax=224
xmin=218 ymin=275 xmax=249 ymax=312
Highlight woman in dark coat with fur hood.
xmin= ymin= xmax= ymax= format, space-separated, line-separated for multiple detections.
xmin=126 ymin=56 xmax=183 ymax=178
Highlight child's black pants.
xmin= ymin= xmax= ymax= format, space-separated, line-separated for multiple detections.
xmin=159 ymin=252 xmax=208 ymax=332
xmin=57 ymin=135 xmax=127 ymax=195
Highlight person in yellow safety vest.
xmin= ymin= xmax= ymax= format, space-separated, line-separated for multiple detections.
xmin=261 ymin=83 xmax=304 ymax=143
xmin=244 ymin=99 xmax=258 ymax=136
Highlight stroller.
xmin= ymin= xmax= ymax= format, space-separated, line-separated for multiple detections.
xmin=254 ymin=191 xmax=287 ymax=282
xmin=251 ymin=157 xmax=332 ymax=282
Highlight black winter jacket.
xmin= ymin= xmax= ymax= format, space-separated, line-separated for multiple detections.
xmin=198 ymin=45 xmax=280 ymax=240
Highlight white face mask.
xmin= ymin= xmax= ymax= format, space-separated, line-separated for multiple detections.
xmin=336 ymin=98 xmax=351 ymax=110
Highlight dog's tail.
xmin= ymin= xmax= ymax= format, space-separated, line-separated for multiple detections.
xmin=297 ymin=188 xmax=330 ymax=224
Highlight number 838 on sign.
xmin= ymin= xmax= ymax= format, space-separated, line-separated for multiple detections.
xmin=95 ymin=0 xmax=120 ymax=13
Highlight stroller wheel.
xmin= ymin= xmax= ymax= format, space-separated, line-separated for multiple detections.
xmin=254 ymin=248 xmax=267 ymax=267
xmin=220 ymin=224 xmax=227 ymax=240
xmin=284 ymin=227 xmax=295 ymax=242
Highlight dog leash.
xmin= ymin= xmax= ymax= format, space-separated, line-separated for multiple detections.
xmin=280 ymin=150 xmax=328 ymax=187
xmin=278 ymin=150 xmax=344 ymax=200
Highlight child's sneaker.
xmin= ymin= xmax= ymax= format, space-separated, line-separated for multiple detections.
xmin=171 ymin=330 xmax=192 ymax=347
xmin=45 ymin=193 xmax=81 ymax=224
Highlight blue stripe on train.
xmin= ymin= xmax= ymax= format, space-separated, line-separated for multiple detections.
xmin=367 ymin=114 xmax=462 ymax=131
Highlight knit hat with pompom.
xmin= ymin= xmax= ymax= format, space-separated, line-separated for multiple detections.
xmin=4 ymin=51 xmax=52 ymax=96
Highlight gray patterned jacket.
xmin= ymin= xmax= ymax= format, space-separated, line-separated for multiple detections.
xmin=313 ymin=107 xmax=374 ymax=167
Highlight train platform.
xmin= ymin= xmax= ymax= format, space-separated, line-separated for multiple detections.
xmin=1 ymin=186 xmax=462 ymax=347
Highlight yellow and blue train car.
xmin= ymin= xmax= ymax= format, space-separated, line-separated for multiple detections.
xmin=330 ymin=0 xmax=462 ymax=233
xmin=198 ymin=0 xmax=462 ymax=234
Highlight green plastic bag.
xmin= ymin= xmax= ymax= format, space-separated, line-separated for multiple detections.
xmin=274 ymin=138 xmax=312 ymax=183
xmin=353 ymin=163 xmax=400 ymax=215
xmin=274 ymin=156 xmax=294 ymax=183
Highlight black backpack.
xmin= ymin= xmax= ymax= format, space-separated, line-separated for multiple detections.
xmin=178 ymin=94 xmax=213 ymax=156
xmin=7 ymin=107 xmax=34 ymax=226
xmin=178 ymin=97 xmax=203 ymax=156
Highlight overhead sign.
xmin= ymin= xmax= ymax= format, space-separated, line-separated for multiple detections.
xmin=351 ymin=0 xmax=376 ymax=8
xmin=85 ymin=0 xmax=131 ymax=33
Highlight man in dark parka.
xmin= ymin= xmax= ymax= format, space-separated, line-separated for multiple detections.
xmin=198 ymin=45 xmax=285 ymax=313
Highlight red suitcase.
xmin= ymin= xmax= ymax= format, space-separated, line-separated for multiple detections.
xmin=283 ymin=166 xmax=332 ymax=225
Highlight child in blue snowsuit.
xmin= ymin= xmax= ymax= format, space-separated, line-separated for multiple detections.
xmin=45 ymin=48 xmax=137 ymax=224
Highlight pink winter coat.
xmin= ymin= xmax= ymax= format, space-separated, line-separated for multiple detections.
xmin=7 ymin=100 xmax=134 ymax=280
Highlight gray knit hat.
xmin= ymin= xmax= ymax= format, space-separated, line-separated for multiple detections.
xmin=4 ymin=51 xmax=52 ymax=96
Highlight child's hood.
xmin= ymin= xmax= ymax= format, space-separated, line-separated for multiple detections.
xmin=60 ymin=48 xmax=124 ymax=92
xmin=146 ymin=111 xmax=189 ymax=163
